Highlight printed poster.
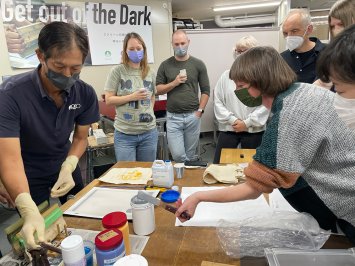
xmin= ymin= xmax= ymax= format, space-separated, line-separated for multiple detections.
xmin=0 ymin=0 xmax=154 ymax=68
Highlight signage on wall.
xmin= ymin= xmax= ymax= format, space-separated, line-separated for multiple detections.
xmin=1 ymin=0 xmax=154 ymax=68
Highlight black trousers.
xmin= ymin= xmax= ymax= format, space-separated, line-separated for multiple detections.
xmin=213 ymin=131 xmax=264 ymax=163
xmin=28 ymin=166 xmax=84 ymax=205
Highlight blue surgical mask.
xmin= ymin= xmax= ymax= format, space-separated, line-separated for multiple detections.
xmin=174 ymin=45 xmax=188 ymax=57
xmin=46 ymin=68 xmax=80 ymax=93
xmin=127 ymin=50 xmax=144 ymax=63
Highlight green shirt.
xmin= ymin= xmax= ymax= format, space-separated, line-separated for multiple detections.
xmin=156 ymin=56 xmax=210 ymax=113
xmin=104 ymin=64 xmax=156 ymax=134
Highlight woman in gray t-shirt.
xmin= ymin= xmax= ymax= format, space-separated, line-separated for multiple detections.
xmin=104 ymin=32 xmax=158 ymax=162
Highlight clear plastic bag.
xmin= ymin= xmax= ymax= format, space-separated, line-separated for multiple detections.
xmin=216 ymin=211 xmax=331 ymax=258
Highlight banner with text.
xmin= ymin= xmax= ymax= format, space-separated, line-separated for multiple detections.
xmin=0 ymin=0 xmax=154 ymax=68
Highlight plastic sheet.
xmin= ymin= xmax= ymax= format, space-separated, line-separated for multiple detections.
xmin=216 ymin=211 xmax=331 ymax=258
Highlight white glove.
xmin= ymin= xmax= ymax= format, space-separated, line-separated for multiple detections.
xmin=15 ymin=193 xmax=45 ymax=248
xmin=51 ymin=155 xmax=78 ymax=198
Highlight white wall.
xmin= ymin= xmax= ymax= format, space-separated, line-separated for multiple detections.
xmin=186 ymin=28 xmax=280 ymax=132
xmin=0 ymin=0 xmax=173 ymax=97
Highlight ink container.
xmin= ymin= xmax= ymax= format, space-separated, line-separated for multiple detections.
xmin=60 ymin=235 xmax=86 ymax=266
xmin=102 ymin=212 xmax=131 ymax=255
xmin=114 ymin=254 xmax=148 ymax=266
xmin=95 ymin=228 xmax=125 ymax=266
xmin=131 ymin=195 xmax=155 ymax=236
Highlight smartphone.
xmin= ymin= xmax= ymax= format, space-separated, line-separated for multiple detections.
xmin=184 ymin=161 xmax=208 ymax=167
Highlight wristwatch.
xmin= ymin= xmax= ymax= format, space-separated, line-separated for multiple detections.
xmin=197 ymin=108 xmax=204 ymax=114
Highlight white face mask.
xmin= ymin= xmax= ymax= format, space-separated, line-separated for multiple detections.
xmin=334 ymin=93 xmax=355 ymax=129
xmin=285 ymin=27 xmax=308 ymax=51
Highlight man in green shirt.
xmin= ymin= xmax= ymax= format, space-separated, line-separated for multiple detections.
xmin=156 ymin=30 xmax=210 ymax=162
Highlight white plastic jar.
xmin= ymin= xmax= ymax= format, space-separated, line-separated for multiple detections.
xmin=130 ymin=195 xmax=155 ymax=236
xmin=61 ymin=235 xmax=86 ymax=266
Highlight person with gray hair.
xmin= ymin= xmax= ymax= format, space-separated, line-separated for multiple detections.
xmin=213 ymin=35 xmax=269 ymax=163
xmin=281 ymin=8 xmax=326 ymax=83
xmin=232 ymin=35 xmax=259 ymax=59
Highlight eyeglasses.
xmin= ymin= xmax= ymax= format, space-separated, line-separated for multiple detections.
xmin=235 ymin=49 xmax=248 ymax=54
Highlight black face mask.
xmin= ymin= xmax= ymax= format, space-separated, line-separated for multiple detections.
xmin=46 ymin=68 xmax=80 ymax=93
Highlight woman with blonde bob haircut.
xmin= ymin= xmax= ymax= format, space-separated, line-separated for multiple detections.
xmin=104 ymin=32 xmax=158 ymax=162
xmin=176 ymin=46 xmax=355 ymax=245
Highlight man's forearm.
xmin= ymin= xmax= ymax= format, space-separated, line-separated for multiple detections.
xmin=68 ymin=136 xmax=88 ymax=159
xmin=156 ymin=81 xmax=178 ymax=95
xmin=199 ymin=93 xmax=209 ymax=109
xmin=0 ymin=138 xmax=30 ymax=200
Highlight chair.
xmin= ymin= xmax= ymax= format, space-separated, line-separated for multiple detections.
xmin=220 ymin=148 xmax=256 ymax=164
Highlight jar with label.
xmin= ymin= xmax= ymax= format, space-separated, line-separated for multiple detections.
xmin=95 ymin=228 xmax=125 ymax=266
xmin=102 ymin=212 xmax=131 ymax=255
xmin=61 ymin=235 xmax=86 ymax=266
xmin=130 ymin=195 xmax=155 ymax=236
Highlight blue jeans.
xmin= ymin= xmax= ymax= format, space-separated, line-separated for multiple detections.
xmin=166 ymin=111 xmax=201 ymax=163
xmin=114 ymin=128 xmax=158 ymax=162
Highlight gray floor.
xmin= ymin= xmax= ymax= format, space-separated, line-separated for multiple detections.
xmin=0 ymin=132 xmax=216 ymax=256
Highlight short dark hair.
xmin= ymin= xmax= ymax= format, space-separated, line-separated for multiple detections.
xmin=317 ymin=24 xmax=355 ymax=83
xmin=229 ymin=46 xmax=297 ymax=96
xmin=38 ymin=21 xmax=89 ymax=63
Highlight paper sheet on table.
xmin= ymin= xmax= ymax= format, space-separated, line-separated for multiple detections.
xmin=99 ymin=167 xmax=152 ymax=184
xmin=269 ymin=189 xmax=298 ymax=213
xmin=175 ymin=187 xmax=272 ymax=227
xmin=64 ymin=187 xmax=159 ymax=220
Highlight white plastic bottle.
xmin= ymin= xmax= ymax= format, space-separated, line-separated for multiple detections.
xmin=152 ymin=160 xmax=173 ymax=188
xmin=165 ymin=160 xmax=174 ymax=181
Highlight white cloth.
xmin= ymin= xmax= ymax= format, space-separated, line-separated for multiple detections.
xmin=203 ymin=164 xmax=245 ymax=184
xmin=214 ymin=70 xmax=270 ymax=133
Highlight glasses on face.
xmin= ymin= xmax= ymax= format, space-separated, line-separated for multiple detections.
xmin=235 ymin=49 xmax=247 ymax=54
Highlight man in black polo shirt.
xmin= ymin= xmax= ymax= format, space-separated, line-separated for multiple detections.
xmin=0 ymin=22 xmax=99 ymax=248
xmin=281 ymin=9 xmax=326 ymax=83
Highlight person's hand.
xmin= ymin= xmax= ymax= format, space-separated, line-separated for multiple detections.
xmin=131 ymin=88 xmax=149 ymax=101
xmin=0 ymin=183 xmax=15 ymax=208
xmin=4 ymin=24 xmax=25 ymax=54
xmin=51 ymin=155 xmax=78 ymax=198
xmin=15 ymin=193 xmax=45 ymax=248
xmin=173 ymin=73 xmax=187 ymax=87
xmin=175 ymin=193 xmax=201 ymax=222
xmin=232 ymin=119 xmax=247 ymax=132
xmin=194 ymin=111 xmax=202 ymax=118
